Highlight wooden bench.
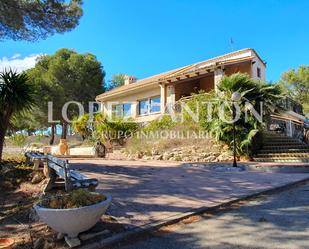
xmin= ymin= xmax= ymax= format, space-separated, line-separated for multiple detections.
xmin=25 ymin=153 xmax=98 ymax=192
xmin=25 ymin=151 xmax=45 ymax=170
xmin=44 ymin=154 xmax=98 ymax=192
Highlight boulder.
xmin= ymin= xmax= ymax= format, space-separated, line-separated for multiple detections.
xmin=154 ymin=155 xmax=163 ymax=160
xmin=217 ymin=152 xmax=233 ymax=162
xmin=33 ymin=238 xmax=45 ymax=249
xmin=31 ymin=174 xmax=43 ymax=184
xmin=151 ymin=148 xmax=159 ymax=156
xmin=204 ymin=155 xmax=217 ymax=162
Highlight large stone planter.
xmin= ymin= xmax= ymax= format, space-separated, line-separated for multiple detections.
xmin=34 ymin=195 xmax=112 ymax=239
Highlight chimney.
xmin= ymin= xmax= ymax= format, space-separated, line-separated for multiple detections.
xmin=124 ymin=75 xmax=137 ymax=85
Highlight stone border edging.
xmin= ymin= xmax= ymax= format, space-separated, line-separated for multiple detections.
xmin=79 ymin=177 xmax=309 ymax=249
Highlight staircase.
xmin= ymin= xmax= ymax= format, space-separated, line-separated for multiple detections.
xmin=253 ymin=133 xmax=309 ymax=163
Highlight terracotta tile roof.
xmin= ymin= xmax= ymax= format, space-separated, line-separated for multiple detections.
xmin=96 ymin=48 xmax=263 ymax=101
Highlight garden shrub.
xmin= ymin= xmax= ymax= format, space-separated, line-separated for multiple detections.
xmin=40 ymin=189 xmax=106 ymax=209
xmin=72 ymin=113 xmax=139 ymax=144
xmin=10 ymin=133 xmax=27 ymax=146
xmin=143 ymin=115 xmax=176 ymax=132
xmin=94 ymin=114 xmax=139 ymax=142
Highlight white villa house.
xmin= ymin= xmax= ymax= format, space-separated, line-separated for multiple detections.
xmin=96 ymin=48 xmax=267 ymax=122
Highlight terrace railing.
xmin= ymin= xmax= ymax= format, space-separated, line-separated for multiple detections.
xmin=277 ymin=97 xmax=303 ymax=115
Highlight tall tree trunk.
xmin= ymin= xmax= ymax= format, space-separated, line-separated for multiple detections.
xmin=49 ymin=124 xmax=55 ymax=145
xmin=0 ymin=119 xmax=9 ymax=162
xmin=0 ymin=128 xmax=5 ymax=161
xmin=61 ymin=122 xmax=67 ymax=139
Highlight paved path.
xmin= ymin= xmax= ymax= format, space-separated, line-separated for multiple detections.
xmin=70 ymin=159 xmax=309 ymax=231
xmin=114 ymin=182 xmax=309 ymax=249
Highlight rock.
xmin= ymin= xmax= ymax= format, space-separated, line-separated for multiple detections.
xmin=43 ymin=241 xmax=55 ymax=249
xmin=31 ymin=174 xmax=43 ymax=184
xmin=201 ymin=153 xmax=210 ymax=158
xmin=33 ymin=238 xmax=45 ymax=249
xmin=154 ymin=155 xmax=163 ymax=160
xmin=56 ymin=233 xmax=64 ymax=240
xmin=136 ymin=152 xmax=143 ymax=159
xmin=217 ymin=152 xmax=233 ymax=162
xmin=191 ymin=156 xmax=200 ymax=162
xmin=182 ymin=157 xmax=191 ymax=162
xmin=163 ymin=152 xmax=173 ymax=160
xmin=39 ymin=179 xmax=48 ymax=188
xmin=204 ymin=155 xmax=217 ymax=162
xmin=2 ymin=180 xmax=14 ymax=189
xmin=151 ymin=149 xmax=159 ymax=156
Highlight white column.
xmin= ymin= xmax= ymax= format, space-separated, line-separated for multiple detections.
xmin=102 ymin=103 xmax=107 ymax=116
xmin=160 ymin=84 xmax=166 ymax=114
xmin=166 ymin=85 xmax=176 ymax=111
xmin=102 ymin=103 xmax=111 ymax=118
xmin=131 ymin=102 xmax=138 ymax=118
xmin=214 ymin=68 xmax=224 ymax=92
xmin=106 ymin=101 xmax=118 ymax=119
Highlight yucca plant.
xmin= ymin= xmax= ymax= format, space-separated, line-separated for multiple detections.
xmin=0 ymin=69 xmax=35 ymax=160
xmin=72 ymin=113 xmax=92 ymax=140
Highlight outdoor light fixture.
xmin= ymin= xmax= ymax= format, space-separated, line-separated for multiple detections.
xmin=231 ymin=91 xmax=241 ymax=167
xmin=231 ymin=91 xmax=241 ymax=102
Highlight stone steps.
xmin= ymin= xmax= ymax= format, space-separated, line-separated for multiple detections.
xmin=262 ymin=144 xmax=309 ymax=150
xmin=258 ymin=149 xmax=309 ymax=154
xmin=253 ymin=133 xmax=309 ymax=162
xmin=262 ymin=137 xmax=302 ymax=143
xmin=263 ymin=141 xmax=303 ymax=146
xmin=256 ymin=152 xmax=309 ymax=158
xmin=254 ymin=157 xmax=309 ymax=163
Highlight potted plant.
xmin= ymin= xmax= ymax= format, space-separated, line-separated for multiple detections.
xmin=34 ymin=189 xmax=112 ymax=247
xmin=58 ymin=139 xmax=70 ymax=155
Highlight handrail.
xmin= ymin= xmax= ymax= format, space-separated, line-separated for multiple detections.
xmin=277 ymin=96 xmax=303 ymax=115
xmin=270 ymin=114 xmax=304 ymax=126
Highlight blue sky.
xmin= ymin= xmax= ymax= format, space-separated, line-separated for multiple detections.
xmin=1 ymin=0 xmax=308 ymax=83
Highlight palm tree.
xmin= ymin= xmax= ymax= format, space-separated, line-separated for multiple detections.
xmin=185 ymin=73 xmax=281 ymax=155
xmin=213 ymin=73 xmax=281 ymax=154
xmin=0 ymin=69 xmax=35 ymax=160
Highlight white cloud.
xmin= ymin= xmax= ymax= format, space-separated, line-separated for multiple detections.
xmin=0 ymin=53 xmax=41 ymax=73
xmin=11 ymin=53 xmax=21 ymax=59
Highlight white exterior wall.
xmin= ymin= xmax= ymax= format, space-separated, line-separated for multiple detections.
xmin=251 ymin=58 xmax=266 ymax=81
xmin=101 ymin=86 xmax=161 ymax=122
